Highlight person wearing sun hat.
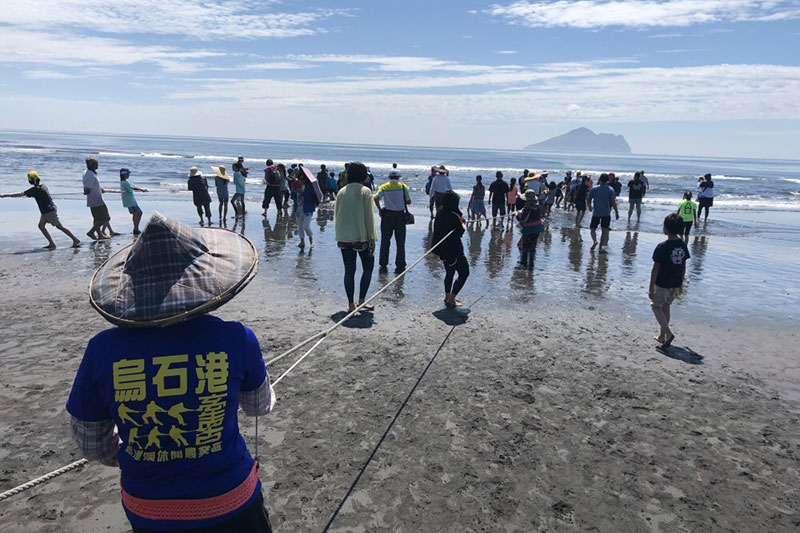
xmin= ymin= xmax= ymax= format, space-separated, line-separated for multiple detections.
xmin=188 ymin=166 xmax=213 ymax=226
xmin=66 ymin=212 xmax=275 ymax=532
xmin=0 ymin=170 xmax=81 ymax=249
xmin=515 ymin=189 xmax=544 ymax=270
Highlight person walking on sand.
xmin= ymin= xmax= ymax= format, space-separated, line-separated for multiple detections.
xmin=433 ymin=190 xmax=469 ymax=308
xmin=189 ymin=167 xmax=212 ymax=226
xmin=649 ymin=212 xmax=690 ymax=347
xmin=225 ymin=164 xmax=244 ymax=219
xmin=214 ymin=164 xmax=231 ymax=224
xmin=697 ymin=173 xmax=714 ymax=222
xmin=0 ymin=170 xmax=81 ymax=249
xmin=83 ymin=155 xmax=116 ymax=240
xmin=515 ymin=189 xmax=544 ymax=270
xmin=587 ymin=173 xmax=619 ymax=253
xmin=374 ymin=169 xmax=411 ymax=274
xmin=468 ymin=175 xmax=487 ymax=222
xmin=573 ymin=175 xmax=589 ymax=227
xmin=66 ymin=212 xmax=276 ymax=533
xmin=335 ymin=162 xmax=377 ymax=313
xmin=262 ymin=159 xmax=282 ymax=215
xmin=110 ymin=168 xmax=148 ymax=235
xmin=677 ymin=191 xmax=698 ymax=240
xmin=488 ymin=171 xmax=509 ymax=225
xmin=627 ymin=171 xmax=646 ymax=223
xmin=429 ymin=165 xmax=452 ymax=214
xmin=276 ymin=163 xmax=290 ymax=213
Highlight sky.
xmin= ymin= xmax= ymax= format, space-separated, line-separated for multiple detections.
xmin=0 ymin=0 xmax=799 ymax=158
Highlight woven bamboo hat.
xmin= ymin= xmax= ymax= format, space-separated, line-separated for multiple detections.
xmin=89 ymin=212 xmax=258 ymax=327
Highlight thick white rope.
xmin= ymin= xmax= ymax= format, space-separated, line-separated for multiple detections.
xmin=0 ymin=459 xmax=88 ymax=502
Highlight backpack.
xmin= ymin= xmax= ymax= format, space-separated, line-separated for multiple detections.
xmin=266 ymin=166 xmax=281 ymax=186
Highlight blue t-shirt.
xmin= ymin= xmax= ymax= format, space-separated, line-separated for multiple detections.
xmin=120 ymin=180 xmax=138 ymax=208
xmin=233 ymin=171 xmax=246 ymax=195
xmin=66 ymin=315 xmax=267 ymax=530
xmin=588 ymin=184 xmax=616 ymax=217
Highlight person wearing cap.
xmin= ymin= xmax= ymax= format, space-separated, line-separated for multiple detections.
xmin=587 ymin=173 xmax=620 ymax=253
xmin=515 ymin=190 xmax=544 ymax=270
xmin=374 ymin=170 xmax=411 ymax=274
xmin=0 ymin=170 xmax=81 ymax=249
xmin=83 ymin=155 xmax=117 ymax=240
xmin=66 ymin=213 xmax=275 ymax=532
xmin=237 ymin=155 xmax=249 ymax=178
xmin=428 ymin=165 xmax=452 ymax=214
xmin=697 ymin=173 xmax=714 ymax=222
xmin=189 ymin=167 xmax=213 ymax=226
xmin=335 ymin=162 xmax=377 ymax=313
xmin=105 ymin=169 xmax=148 ymax=235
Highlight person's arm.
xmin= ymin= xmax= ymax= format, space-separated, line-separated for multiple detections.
xmin=0 ymin=191 xmax=26 ymax=198
xmin=103 ymin=189 xmax=120 ymax=194
xmin=404 ymin=185 xmax=411 ymax=205
xmin=587 ymin=189 xmax=593 ymax=212
xmin=240 ymin=374 xmax=276 ymax=416
xmin=84 ymin=188 xmax=91 ymax=195
xmin=134 ymin=186 xmax=148 ymax=193
xmin=69 ymin=416 xmax=119 ymax=467
xmin=649 ymin=263 xmax=660 ymax=300
xmin=373 ymin=195 xmax=383 ymax=217
xmin=363 ymin=188 xmax=377 ymax=246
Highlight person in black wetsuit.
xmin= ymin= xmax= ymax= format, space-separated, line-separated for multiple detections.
xmin=432 ymin=190 xmax=469 ymax=308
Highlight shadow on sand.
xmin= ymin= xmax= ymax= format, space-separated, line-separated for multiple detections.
xmin=432 ymin=307 xmax=471 ymax=326
xmin=657 ymin=345 xmax=704 ymax=365
xmin=330 ymin=310 xmax=375 ymax=329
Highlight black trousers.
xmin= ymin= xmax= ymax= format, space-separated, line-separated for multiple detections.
xmin=132 ymin=491 xmax=272 ymax=533
xmin=262 ymin=187 xmax=282 ymax=211
xmin=379 ymin=211 xmax=407 ymax=270
xmin=341 ymin=247 xmax=374 ymax=304
xmin=443 ymin=255 xmax=469 ymax=296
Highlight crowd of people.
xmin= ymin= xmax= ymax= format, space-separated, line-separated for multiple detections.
xmin=0 ymin=152 xmax=721 ymax=532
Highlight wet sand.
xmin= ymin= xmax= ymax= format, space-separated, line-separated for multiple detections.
xmin=0 ymin=201 xmax=799 ymax=532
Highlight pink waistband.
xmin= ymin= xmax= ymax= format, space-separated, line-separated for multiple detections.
xmin=121 ymin=462 xmax=259 ymax=522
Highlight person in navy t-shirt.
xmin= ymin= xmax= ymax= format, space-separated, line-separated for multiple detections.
xmin=66 ymin=213 xmax=275 ymax=532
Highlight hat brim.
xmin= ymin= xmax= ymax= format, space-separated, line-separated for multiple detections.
xmin=210 ymin=166 xmax=231 ymax=180
xmin=89 ymin=227 xmax=258 ymax=328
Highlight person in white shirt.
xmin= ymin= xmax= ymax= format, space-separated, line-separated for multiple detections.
xmin=82 ymin=156 xmax=116 ymax=240
xmin=428 ymin=165 xmax=452 ymax=213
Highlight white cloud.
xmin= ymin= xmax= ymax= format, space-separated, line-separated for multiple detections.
xmin=287 ymin=54 xmax=525 ymax=73
xmin=1 ymin=0 xmax=348 ymax=40
xmin=496 ymin=50 xmax=519 ymax=54
xmin=23 ymin=70 xmax=75 ymax=80
xmin=487 ymin=0 xmax=800 ymax=29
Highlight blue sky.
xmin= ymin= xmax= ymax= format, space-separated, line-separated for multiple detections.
xmin=0 ymin=0 xmax=799 ymax=158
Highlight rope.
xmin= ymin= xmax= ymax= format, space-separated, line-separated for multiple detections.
xmin=265 ymin=228 xmax=455 ymax=368
xmin=0 ymin=459 xmax=88 ymax=502
xmin=321 ymin=293 xmax=485 ymax=532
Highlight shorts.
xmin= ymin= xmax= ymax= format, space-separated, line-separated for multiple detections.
xmin=575 ymin=200 xmax=586 ymax=212
xmin=90 ymin=204 xmax=110 ymax=225
xmin=590 ymin=215 xmax=611 ymax=229
xmin=128 ymin=206 xmax=142 ymax=215
xmin=682 ymin=220 xmax=693 ymax=233
xmin=629 ymin=197 xmax=642 ymax=205
xmin=40 ymin=211 xmax=61 ymax=226
xmin=699 ymin=197 xmax=713 ymax=208
xmin=472 ymin=200 xmax=486 ymax=216
xmin=651 ymin=286 xmax=679 ymax=307
xmin=492 ymin=202 xmax=506 ymax=217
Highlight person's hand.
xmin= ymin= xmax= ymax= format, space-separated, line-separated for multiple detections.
xmin=677 ymin=286 xmax=683 ymax=295
xmin=615 ymin=210 xmax=620 ymax=220
xmin=648 ymin=287 xmax=655 ymax=300
xmin=379 ymin=208 xmax=385 ymax=218
xmin=368 ymin=240 xmax=375 ymax=254
xmin=142 ymin=188 xmax=149 ymax=193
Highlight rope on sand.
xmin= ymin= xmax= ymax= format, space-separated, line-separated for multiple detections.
xmin=321 ymin=293 xmax=486 ymax=532
xmin=266 ymin=228 xmax=455 ymax=369
xmin=0 ymin=459 xmax=88 ymax=502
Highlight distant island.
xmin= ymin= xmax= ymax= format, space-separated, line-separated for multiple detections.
xmin=525 ymin=127 xmax=632 ymax=154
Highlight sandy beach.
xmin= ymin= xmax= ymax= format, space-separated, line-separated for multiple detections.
xmin=0 ymin=214 xmax=798 ymax=532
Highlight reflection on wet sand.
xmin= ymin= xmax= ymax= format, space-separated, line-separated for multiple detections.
xmin=88 ymin=240 xmax=112 ymax=268
xmin=622 ymin=230 xmax=640 ymax=273
xmin=485 ymin=227 xmax=507 ymax=279
xmin=467 ymin=221 xmax=487 ymax=267
xmin=423 ymin=221 xmax=440 ymax=277
xmin=584 ymin=252 xmax=609 ymax=297
xmin=563 ymin=227 xmax=583 ymax=273
xmin=689 ymin=235 xmax=708 ymax=278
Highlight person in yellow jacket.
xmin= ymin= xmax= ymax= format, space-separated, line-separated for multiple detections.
xmin=677 ymin=191 xmax=698 ymax=240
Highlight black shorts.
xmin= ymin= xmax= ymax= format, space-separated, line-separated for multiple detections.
xmin=492 ymin=202 xmax=506 ymax=217
xmin=590 ymin=215 xmax=610 ymax=229
xmin=683 ymin=220 xmax=693 ymax=233
xmin=699 ymin=197 xmax=713 ymax=208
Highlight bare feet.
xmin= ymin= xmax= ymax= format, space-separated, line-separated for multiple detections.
xmin=297 ymin=241 xmax=305 ymax=248
xmin=347 ymin=303 xmax=356 ymax=313
xmin=71 ymin=240 xmax=81 ymax=248
xmin=358 ymin=301 xmax=375 ymax=311
xmin=86 ymin=231 xmax=98 ymax=240
xmin=590 ymin=241 xmax=598 ymax=251
xmin=653 ymin=334 xmax=665 ymax=343
xmin=662 ymin=333 xmax=675 ymax=347
xmin=43 ymin=243 xmax=56 ymax=250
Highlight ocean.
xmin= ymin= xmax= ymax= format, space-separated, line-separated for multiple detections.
xmin=0 ymin=129 xmax=798 ymax=323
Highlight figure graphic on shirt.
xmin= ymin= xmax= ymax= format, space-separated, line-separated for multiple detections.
xmin=142 ymin=401 xmax=167 ymax=426
xmin=167 ymin=402 xmax=195 ymax=426
xmin=145 ymin=427 xmax=166 ymax=450
xmin=127 ymin=427 xmax=144 ymax=449
xmin=168 ymin=426 xmax=191 ymax=447
xmin=118 ymin=404 xmax=142 ymax=426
